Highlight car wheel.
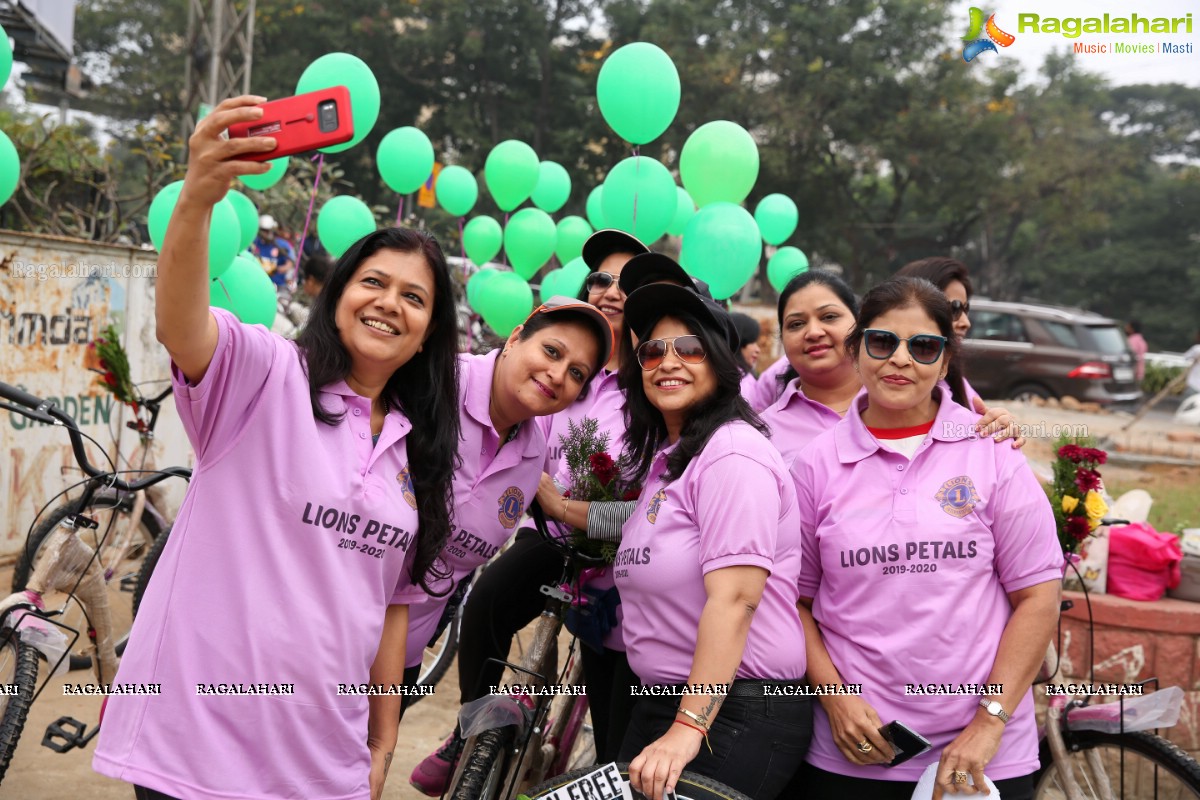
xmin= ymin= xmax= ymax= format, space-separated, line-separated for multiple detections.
xmin=1010 ymin=383 xmax=1054 ymax=401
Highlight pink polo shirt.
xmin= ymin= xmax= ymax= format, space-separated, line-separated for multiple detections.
xmin=615 ymin=421 xmax=806 ymax=685
xmin=748 ymin=356 xmax=791 ymax=411
xmin=94 ymin=308 xmax=423 ymax=800
xmin=792 ymin=389 xmax=1062 ymax=781
xmin=760 ymin=377 xmax=846 ymax=466
xmin=404 ymin=351 xmax=547 ymax=668
xmin=739 ymin=369 xmax=758 ymax=402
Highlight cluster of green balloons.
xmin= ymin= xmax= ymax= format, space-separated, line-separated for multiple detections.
xmin=538 ymin=257 xmax=588 ymax=303
xmin=210 ymin=253 xmax=277 ymax=327
xmin=467 ymin=268 xmax=533 ymax=336
xmin=147 ymin=181 xmax=242 ymax=279
xmin=0 ymin=26 xmax=18 ymax=207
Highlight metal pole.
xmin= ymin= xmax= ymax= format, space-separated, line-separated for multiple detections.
xmin=243 ymin=0 xmax=256 ymax=94
xmin=207 ymin=0 xmax=224 ymax=104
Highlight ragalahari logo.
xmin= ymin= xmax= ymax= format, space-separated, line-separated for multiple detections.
xmin=962 ymin=7 xmax=1016 ymax=62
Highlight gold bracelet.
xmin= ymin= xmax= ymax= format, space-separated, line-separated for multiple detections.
xmin=676 ymin=707 xmax=710 ymax=731
xmin=560 ymin=496 xmax=569 ymax=522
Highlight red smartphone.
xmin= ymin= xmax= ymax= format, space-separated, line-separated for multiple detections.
xmin=228 ymin=86 xmax=354 ymax=161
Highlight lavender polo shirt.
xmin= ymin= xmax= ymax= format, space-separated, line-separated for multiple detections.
xmin=404 ymin=351 xmax=547 ymax=668
xmin=615 ymin=421 xmax=806 ymax=686
xmin=94 ymin=308 xmax=423 ymax=800
xmin=748 ymin=356 xmax=791 ymax=411
xmin=792 ymin=389 xmax=1062 ymax=781
xmin=760 ymin=377 xmax=847 ymax=467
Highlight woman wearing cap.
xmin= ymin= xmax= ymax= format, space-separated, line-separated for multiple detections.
xmin=94 ymin=96 xmax=459 ymax=800
xmin=792 ymin=277 xmax=1061 ymax=800
xmin=399 ymin=297 xmax=612 ymax=706
xmin=616 ymin=283 xmax=811 ymax=800
xmin=762 ymin=270 xmax=1021 ymax=472
xmin=410 ymin=231 xmax=647 ymax=794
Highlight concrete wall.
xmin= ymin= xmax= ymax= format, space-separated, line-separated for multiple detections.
xmin=0 ymin=230 xmax=193 ymax=563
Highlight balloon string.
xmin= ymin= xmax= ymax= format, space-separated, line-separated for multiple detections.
xmin=458 ymin=216 xmax=465 ymax=272
xmin=396 ymin=196 xmax=404 ymax=226
xmin=296 ymin=153 xmax=324 ymax=265
xmin=631 ymin=147 xmax=641 ymax=229
xmin=502 ymin=212 xmax=509 ymax=267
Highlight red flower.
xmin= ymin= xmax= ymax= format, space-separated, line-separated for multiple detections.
xmin=1080 ymin=447 xmax=1108 ymax=465
xmin=1074 ymin=468 xmax=1102 ymax=493
xmin=102 ymin=372 xmax=117 ymax=387
xmin=1066 ymin=516 xmax=1091 ymax=541
xmin=589 ymin=452 xmax=617 ymax=486
xmin=622 ymin=487 xmax=642 ymax=501
xmin=1057 ymin=444 xmax=1084 ymax=462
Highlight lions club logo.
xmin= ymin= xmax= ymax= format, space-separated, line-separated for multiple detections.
xmin=497 ymin=486 xmax=525 ymax=530
xmin=646 ymin=489 xmax=668 ymax=524
xmin=396 ymin=465 xmax=417 ymax=510
xmin=935 ymin=475 xmax=980 ymax=518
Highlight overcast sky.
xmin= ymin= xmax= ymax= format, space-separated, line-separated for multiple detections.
xmin=952 ymin=0 xmax=1199 ymax=86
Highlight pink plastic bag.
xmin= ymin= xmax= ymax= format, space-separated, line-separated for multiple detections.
xmin=1107 ymin=522 xmax=1183 ymax=601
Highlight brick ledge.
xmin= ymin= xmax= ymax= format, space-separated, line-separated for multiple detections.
xmin=1062 ymin=590 xmax=1200 ymax=635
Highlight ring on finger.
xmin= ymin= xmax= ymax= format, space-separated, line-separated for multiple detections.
xmin=855 ymin=740 xmax=873 ymax=754
xmin=952 ymin=770 xmax=969 ymax=785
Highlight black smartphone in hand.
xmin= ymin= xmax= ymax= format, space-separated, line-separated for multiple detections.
xmin=878 ymin=720 xmax=932 ymax=767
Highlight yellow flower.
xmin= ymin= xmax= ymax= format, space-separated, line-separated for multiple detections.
xmin=1084 ymin=490 xmax=1108 ymax=522
xmin=1062 ymin=495 xmax=1079 ymax=515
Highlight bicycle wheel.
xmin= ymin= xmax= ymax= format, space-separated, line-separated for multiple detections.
xmin=1034 ymin=729 xmax=1200 ymax=799
xmin=523 ymin=763 xmax=753 ymax=800
xmin=450 ymin=727 xmax=513 ymax=800
xmin=0 ymin=632 xmax=40 ymax=784
xmin=412 ymin=605 xmax=460 ymax=706
xmin=132 ymin=523 xmax=172 ymax=619
xmin=11 ymin=492 xmax=162 ymax=672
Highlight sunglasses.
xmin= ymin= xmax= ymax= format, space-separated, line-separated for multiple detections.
xmin=636 ymin=335 xmax=707 ymax=370
xmin=584 ymin=271 xmax=620 ymax=293
xmin=862 ymin=329 xmax=948 ymax=365
xmin=950 ymin=299 xmax=970 ymax=320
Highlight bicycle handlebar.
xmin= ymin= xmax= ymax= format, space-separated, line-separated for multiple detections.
xmin=0 ymin=381 xmax=191 ymax=490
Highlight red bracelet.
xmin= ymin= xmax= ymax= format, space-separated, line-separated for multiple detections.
xmin=672 ymin=719 xmax=714 ymax=753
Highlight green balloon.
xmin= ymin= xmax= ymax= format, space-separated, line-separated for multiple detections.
xmin=596 ymin=42 xmax=681 ymax=145
xmin=755 ymin=194 xmax=799 ymax=246
xmin=436 ymin=165 xmax=478 ymax=217
xmin=484 ymin=140 xmax=539 ymax=212
xmin=377 ymin=127 xmax=434 ymax=194
xmin=679 ymin=202 xmax=762 ymax=300
xmin=475 ymin=270 xmax=534 ymax=337
xmin=0 ymin=24 xmax=11 ymax=89
xmin=585 ymin=186 xmax=607 ymax=230
xmin=559 ymin=256 xmax=589 ymax=299
xmin=210 ymin=253 xmax=277 ymax=327
xmin=538 ymin=267 xmax=567 ymax=304
xmin=238 ymin=157 xmax=288 ymax=191
xmin=531 ymin=161 xmax=571 ymax=214
xmin=226 ymin=190 xmax=259 ymax=251
xmin=463 ymin=215 xmax=503 ymax=266
xmin=602 ymin=156 xmax=676 ymax=244
xmin=318 ymin=196 xmax=376 ymax=258
xmin=667 ymin=186 xmax=696 ymax=237
xmin=555 ymin=216 xmax=593 ymax=264
xmin=296 ymin=52 xmax=380 ymax=154
xmin=149 ymin=181 xmax=238 ymax=279
xmin=680 ymin=121 xmax=760 ymax=208
xmin=503 ymin=207 xmax=557 ymax=280
xmin=768 ymin=247 xmax=810 ymax=292
xmin=0 ymin=130 xmax=19 ymax=206
xmin=467 ymin=267 xmax=501 ymax=310
xmin=148 ymin=181 xmax=185 ymax=249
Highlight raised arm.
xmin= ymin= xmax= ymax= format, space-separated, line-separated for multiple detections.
xmin=158 ymin=96 xmax=275 ymax=383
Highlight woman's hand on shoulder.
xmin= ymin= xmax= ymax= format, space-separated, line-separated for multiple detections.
xmin=180 ymin=96 xmax=277 ymax=210
xmin=972 ymin=397 xmax=1025 ymax=449
xmin=819 ymin=694 xmax=895 ymax=766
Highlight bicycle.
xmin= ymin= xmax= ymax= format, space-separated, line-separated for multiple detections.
xmin=443 ymin=502 xmax=604 ymax=800
xmin=10 ymin=384 xmax=176 ymax=672
xmin=0 ymin=381 xmax=191 ymax=782
xmin=1031 ymin=520 xmax=1200 ymax=799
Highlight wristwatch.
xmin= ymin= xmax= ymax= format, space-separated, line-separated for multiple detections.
xmin=979 ymin=698 xmax=1011 ymax=724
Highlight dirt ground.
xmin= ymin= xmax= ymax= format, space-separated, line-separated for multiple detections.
xmin=2 ymin=400 xmax=1197 ymax=799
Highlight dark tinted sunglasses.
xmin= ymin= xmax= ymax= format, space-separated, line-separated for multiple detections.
xmin=950 ymin=299 xmax=970 ymax=320
xmin=863 ymin=329 xmax=948 ymax=365
xmin=636 ymin=335 xmax=707 ymax=370
xmin=585 ymin=271 xmax=620 ymax=293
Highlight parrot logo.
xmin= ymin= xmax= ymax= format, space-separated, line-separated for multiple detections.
xmin=962 ymin=8 xmax=1016 ymax=62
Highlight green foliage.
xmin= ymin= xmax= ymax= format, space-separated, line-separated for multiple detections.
xmin=1142 ymin=363 xmax=1186 ymax=396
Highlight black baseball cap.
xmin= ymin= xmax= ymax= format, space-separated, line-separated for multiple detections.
xmin=581 ymin=229 xmax=649 ymax=271
xmin=623 ymin=283 xmax=739 ymax=351
xmin=618 ymin=252 xmax=714 ymax=300
xmin=729 ymin=312 xmax=762 ymax=349
xmin=523 ymin=296 xmax=615 ymax=368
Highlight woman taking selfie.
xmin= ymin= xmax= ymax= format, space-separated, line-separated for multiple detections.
xmin=792 ymin=277 xmax=1061 ymax=800
xmin=615 ymin=283 xmax=810 ymax=800
xmin=93 ymin=96 xmax=460 ymax=800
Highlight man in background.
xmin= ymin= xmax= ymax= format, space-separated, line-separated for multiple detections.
xmin=252 ymin=214 xmax=296 ymax=291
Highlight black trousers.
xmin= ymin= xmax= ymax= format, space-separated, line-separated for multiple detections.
xmin=797 ymin=763 xmax=1035 ymax=800
xmin=457 ymin=526 xmax=634 ymax=763
xmin=133 ymin=787 xmax=179 ymax=800
xmin=618 ymin=690 xmax=813 ymax=800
